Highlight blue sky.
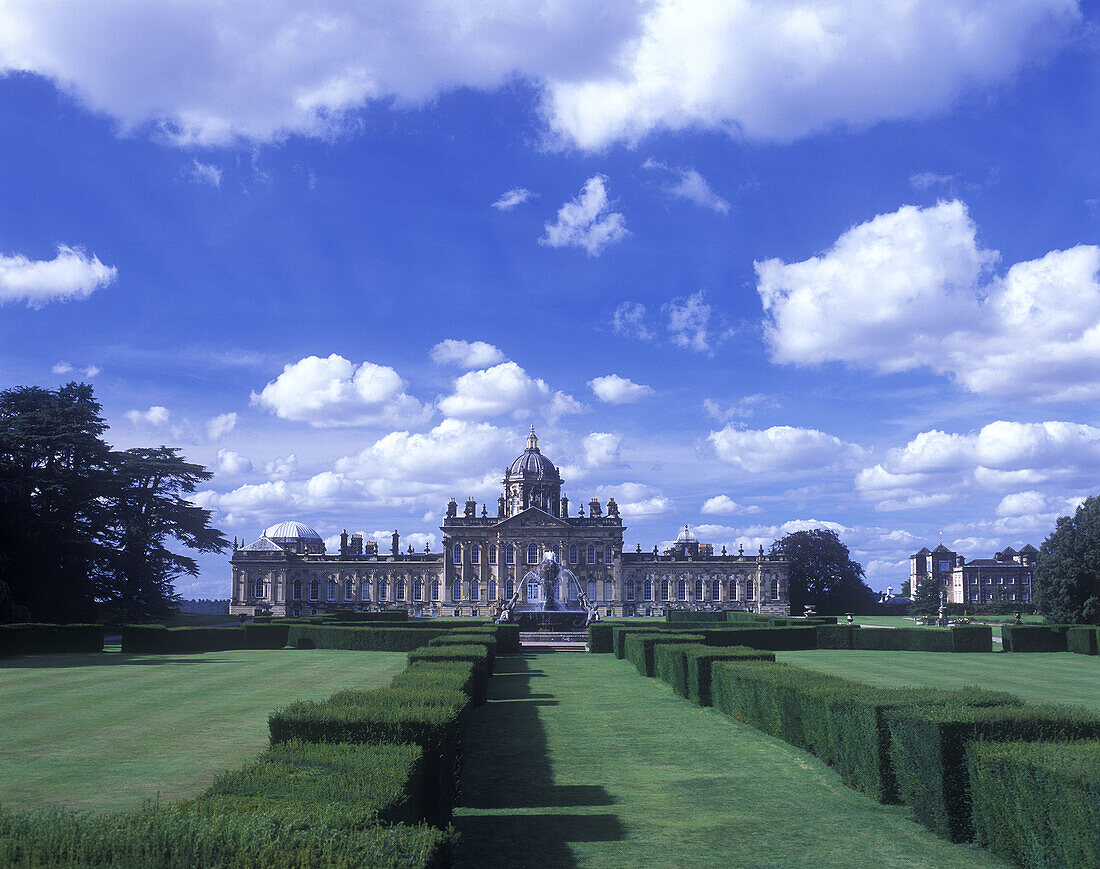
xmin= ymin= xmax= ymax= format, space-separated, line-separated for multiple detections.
xmin=2 ymin=1 xmax=1099 ymax=597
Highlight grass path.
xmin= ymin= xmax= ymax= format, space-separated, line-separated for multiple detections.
xmin=0 ymin=649 xmax=406 ymax=812
xmin=777 ymin=650 xmax=1100 ymax=710
xmin=453 ymin=653 xmax=1006 ymax=869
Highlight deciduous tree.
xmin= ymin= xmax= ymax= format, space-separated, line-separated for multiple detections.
xmin=1034 ymin=495 xmax=1100 ymax=625
xmin=770 ymin=529 xmax=876 ymax=615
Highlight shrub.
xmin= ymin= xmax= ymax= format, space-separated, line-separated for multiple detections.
xmin=700 ymin=626 xmax=817 ymax=651
xmin=407 ymin=645 xmax=490 ymax=703
xmin=967 ymin=739 xmax=1100 ymax=868
xmin=391 ymin=662 xmax=482 ymax=704
xmin=1001 ymin=624 xmax=1070 ymax=652
xmin=853 ymin=627 xmax=954 ymax=652
xmin=0 ymin=804 xmax=454 ymax=868
xmin=199 ymin=739 xmax=428 ymax=825
xmin=494 ymin=623 xmax=520 ymax=653
xmin=0 ymin=623 xmax=103 ymax=656
xmin=243 ymin=622 xmax=289 ymax=649
xmin=330 ymin=609 xmax=409 ymax=621
xmin=287 ymin=625 xmax=450 ymax=652
xmin=624 ymin=632 xmax=705 ymax=677
xmin=1066 ymin=626 xmax=1099 ymax=655
xmin=587 ymin=622 xmax=613 ymax=653
xmin=653 ymin=643 xmax=701 ymax=696
xmin=725 ymin=611 xmax=759 ymax=622
xmin=268 ymin=687 xmax=469 ymax=821
xmin=886 ymin=703 xmax=1100 ymax=842
xmin=683 ymin=646 xmax=776 ymax=707
xmin=815 ymin=624 xmax=856 ymax=650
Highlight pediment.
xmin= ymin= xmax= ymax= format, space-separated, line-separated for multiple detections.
xmin=494 ymin=507 xmax=571 ymax=530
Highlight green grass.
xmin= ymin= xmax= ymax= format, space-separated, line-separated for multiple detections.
xmin=453 ymin=654 xmax=1007 ymax=868
xmin=0 ymin=649 xmax=406 ymax=812
xmin=777 ymin=650 xmax=1100 ymax=710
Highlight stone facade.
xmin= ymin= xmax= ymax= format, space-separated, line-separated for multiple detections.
xmin=909 ymin=543 xmax=1038 ymax=605
xmin=229 ymin=428 xmax=790 ymax=617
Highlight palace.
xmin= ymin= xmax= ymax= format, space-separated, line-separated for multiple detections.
xmin=229 ymin=428 xmax=790 ymax=618
xmin=909 ymin=543 xmax=1038 ymax=605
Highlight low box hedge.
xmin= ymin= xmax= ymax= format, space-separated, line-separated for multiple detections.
xmin=665 ymin=609 xmax=727 ymax=623
xmin=683 ymin=646 xmax=776 ymax=707
xmin=1001 ymin=624 xmax=1071 ymax=652
xmin=330 ymin=609 xmax=409 ymax=621
xmin=611 ymin=625 xmax=670 ymax=659
xmin=0 ymin=803 xmax=454 ymax=869
xmin=269 ymin=686 xmax=470 ymax=822
xmin=886 ymin=703 xmax=1100 ymax=842
xmin=967 ymin=739 xmax=1100 ymax=868
xmin=426 ymin=634 xmax=497 ymax=670
xmin=700 ymin=626 xmax=817 ymax=651
xmin=1066 ymin=626 xmax=1099 ymax=655
xmin=0 ymin=623 xmax=104 ymax=656
xmin=287 ymin=625 xmax=451 ymax=652
xmin=198 ymin=739 xmax=428 ymax=826
xmin=624 ymin=632 xmax=705 ymax=677
xmin=587 ymin=622 xmax=613 ymax=653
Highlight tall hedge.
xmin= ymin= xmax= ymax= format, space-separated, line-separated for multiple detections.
xmin=700 ymin=626 xmax=817 ymax=651
xmin=886 ymin=703 xmax=1100 ymax=842
xmin=967 ymin=739 xmax=1100 ymax=868
xmin=853 ymin=627 xmax=953 ymax=652
xmin=121 ymin=625 xmax=247 ymax=653
xmin=587 ymin=622 xmax=613 ymax=653
xmin=287 ymin=625 xmax=451 ymax=652
xmin=1000 ymin=624 xmax=1070 ymax=652
xmin=816 ymin=624 xmax=856 ymax=650
xmin=407 ymin=645 xmax=491 ymax=703
xmin=612 ymin=625 xmax=670 ymax=658
xmin=1066 ymin=626 xmax=1099 ymax=655
xmin=653 ymin=643 xmax=705 ymax=696
xmin=683 ymin=646 xmax=776 ymax=707
xmin=624 ymin=632 xmax=705 ymax=677
xmin=0 ymin=623 xmax=103 ymax=656
xmin=665 ymin=609 xmax=728 ymax=623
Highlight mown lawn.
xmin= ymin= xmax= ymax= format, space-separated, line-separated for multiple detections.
xmin=454 ymin=653 xmax=1007 ymax=869
xmin=777 ymin=650 xmax=1100 ymax=710
xmin=0 ymin=649 xmax=405 ymax=812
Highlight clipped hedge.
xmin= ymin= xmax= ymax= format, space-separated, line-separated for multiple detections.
xmin=816 ymin=624 xmax=857 ymax=650
xmin=886 ymin=703 xmax=1100 ymax=842
xmin=853 ymin=627 xmax=953 ymax=652
xmin=612 ymin=625 xmax=669 ymax=659
xmin=0 ymin=623 xmax=103 ymax=657
xmin=121 ymin=625 xmax=246 ymax=654
xmin=269 ymin=687 xmax=470 ymax=822
xmin=198 ymin=739 xmax=428 ymax=826
xmin=330 ymin=609 xmax=409 ymax=621
xmin=287 ymin=625 xmax=450 ymax=652
xmin=0 ymin=804 xmax=454 ymax=869
xmin=587 ymin=622 xmax=613 ymax=653
xmin=494 ymin=623 xmax=521 ymax=654
xmin=243 ymin=622 xmax=289 ymax=649
xmin=391 ymin=661 xmax=482 ymax=705
xmin=700 ymin=626 xmax=817 ymax=651
xmin=1066 ymin=626 xmax=1099 ymax=656
xmin=1001 ymin=624 xmax=1070 ymax=652
xmin=683 ymin=646 xmax=776 ymax=707
xmin=949 ymin=626 xmax=993 ymax=652
xmin=426 ymin=634 xmax=497 ymax=670
xmin=665 ymin=609 xmax=728 ymax=623
xmin=407 ymin=645 xmax=490 ymax=703
xmin=624 ymin=632 xmax=705 ymax=677
xmin=967 ymin=739 xmax=1100 ymax=868
xmin=653 ymin=643 xmax=706 ymax=696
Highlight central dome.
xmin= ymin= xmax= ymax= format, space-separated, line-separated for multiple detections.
xmin=505 ymin=425 xmax=561 ymax=481
xmin=264 ymin=520 xmax=322 ymax=541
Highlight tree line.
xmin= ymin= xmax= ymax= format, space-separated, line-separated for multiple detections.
xmin=0 ymin=383 xmax=226 ymax=623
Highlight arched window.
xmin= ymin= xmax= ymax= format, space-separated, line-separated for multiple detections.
xmin=505 ymin=543 xmax=515 ymax=565
xmin=344 ymin=579 xmax=353 ymax=601
xmin=396 ymin=579 xmax=406 ymax=601
xmin=746 ymin=579 xmax=755 ymax=600
xmin=729 ymin=579 xmax=737 ymax=601
xmin=695 ymin=579 xmax=704 ymax=600
xmin=771 ymin=578 xmax=780 ymax=600
xmin=527 ymin=543 xmax=539 ymax=564
xmin=470 ymin=544 xmax=480 ymax=565
xmin=362 ymin=580 xmax=371 ymax=601
xmin=309 ymin=579 xmax=319 ymax=601
xmin=470 ymin=579 xmax=480 ymax=601
xmin=587 ymin=544 xmax=596 ymax=565
xmin=661 ymin=579 xmax=670 ymax=601
xmin=327 ymin=580 xmax=336 ymax=601
xmin=677 ymin=579 xmax=687 ymax=601
xmin=293 ymin=579 xmax=302 ymax=601
xmin=413 ymin=578 xmax=423 ymax=601
xmin=625 ymin=579 xmax=636 ymax=601
xmin=379 ymin=578 xmax=388 ymax=601
xmin=451 ymin=580 xmax=461 ymax=601
xmin=569 ymin=544 xmax=578 ymax=565
xmin=431 ymin=579 xmax=440 ymax=601
xmin=452 ymin=544 xmax=462 ymax=565
xmin=711 ymin=579 xmax=721 ymax=601
xmin=643 ymin=578 xmax=653 ymax=601
xmin=488 ymin=545 xmax=497 ymax=565
xmin=505 ymin=578 xmax=515 ymax=599
xmin=488 ymin=579 xmax=497 ymax=600
xmin=586 ymin=579 xmax=596 ymax=601
xmin=605 ymin=544 xmax=613 ymax=564
xmin=604 ymin=580 xmax=613 ymax=601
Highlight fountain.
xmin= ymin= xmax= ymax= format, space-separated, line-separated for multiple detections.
xmin=497 ymin=551 xmax=598 ymax=630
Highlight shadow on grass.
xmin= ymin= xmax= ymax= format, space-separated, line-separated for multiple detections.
xmin=0 ymin=654 xmax=252 ymax=669
xmin=454 ymin=654 xmax=622 ymax=869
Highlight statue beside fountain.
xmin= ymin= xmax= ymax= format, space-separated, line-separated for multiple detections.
xmin=497 ymin=551 xmax=599 ymax=629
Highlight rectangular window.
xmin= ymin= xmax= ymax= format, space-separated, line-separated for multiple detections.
xmin=587 ymin=545 xmax=595 ymax=565
xmin=506 ymin=545 xmax=514 ymax=565
xmin=362 ymin=583 xmax=370 ymax=601
xmin=1021 ymin=591 xmax=1030 ymax=601
xmin=396 ymin=582 xmax=405 ymax=601
xmin=471 ymin=546 xmax=479 ymax=565
xmin=327 ymin=583 xmax=335 ymax=601
xmin=938 ymin=560 xmax=951 ymax=572
xmin=605 ymin=544 xmax=613 ymax=564
xmin=488 ymin=545 xmax=496 ymax=565
xmin=1022 ymin=574 xmax=1030 ymax=585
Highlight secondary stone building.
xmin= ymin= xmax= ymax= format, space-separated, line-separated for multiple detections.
xmin=230 ymin=427 xmax=790 ymax=618
xmin=909 ymin=543 xmax=1038 ymax=605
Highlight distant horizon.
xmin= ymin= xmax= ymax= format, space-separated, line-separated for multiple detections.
xmin=2 ymin=2 xmax=1097 ymax=599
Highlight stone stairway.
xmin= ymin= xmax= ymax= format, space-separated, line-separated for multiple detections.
xmin=519 ymin=631 xmax=588 ymax=652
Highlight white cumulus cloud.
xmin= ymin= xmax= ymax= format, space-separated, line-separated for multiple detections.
xmin=664 ymin=291 xmax=714 ymax=353
xmin=437 ymin=362 xmax=582 ymax=421
xmin=540 ymin=175 xmax=628 ymax=256
xmin=206 ymin=412 xmax=238 ymax=440
xmin=710 ymin=424 xmax=862 ymax=473
xmin=429 ymin=339 xmax=505 ymax=369
xmin=757 ymin=200 xmax=1100 ymax=402
xmin=701 ymin=495 xmax=761 ymax=515
xmin=611 ymin=302 xmax=654 ymax=341
xmin=125 ymin=405 xmax=170 ymax=426
xmin=251 ymin=354 xmax=430 ymax=428
xmin=588 ymin=374 xmax=652 ymax=404
xmin=491 ymin=187 xmax=535 ymax=211
xmin=0 ymin=245 xmax=117 ymax=308
xmin=215 ymin=448 xmax=253 ymax=474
